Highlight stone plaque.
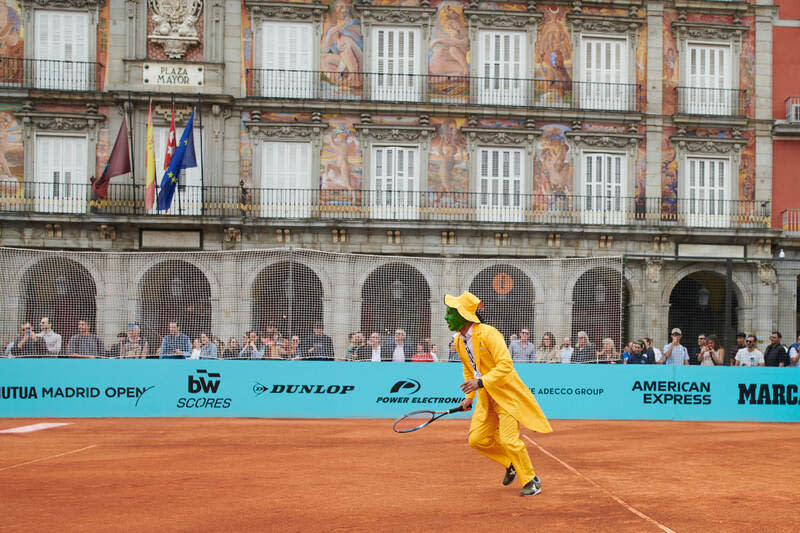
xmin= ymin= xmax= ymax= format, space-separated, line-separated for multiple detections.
xmin=143 ymin=63 xmax=204 ymax=87
xmin=140 ymin=229 xmax=202 ymax=249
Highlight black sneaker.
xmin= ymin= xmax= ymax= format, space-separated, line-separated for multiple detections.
xmin=502 ymin=464 xmax=516 ymax=486
xmin=519 ymin=476 xmax=541 ymax=496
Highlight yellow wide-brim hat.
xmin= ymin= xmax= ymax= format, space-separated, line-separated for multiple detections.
xmin=444 ymin=291 xmax=483 ymax=323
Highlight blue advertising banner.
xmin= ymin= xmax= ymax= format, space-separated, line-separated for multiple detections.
xmin=0 ymin=361 xmax=798 ymax=422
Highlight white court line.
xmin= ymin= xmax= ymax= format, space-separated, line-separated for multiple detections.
xmin=523 ymin=435 xmax=676 ymax=533
xmin=0 ymin=444 xmax=96 ymax=472
xmin=0 ymin=422 xmax=72 ymax=434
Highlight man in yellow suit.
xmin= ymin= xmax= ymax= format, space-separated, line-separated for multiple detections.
xmin=445 ymin=291 xmax=553 ymax=496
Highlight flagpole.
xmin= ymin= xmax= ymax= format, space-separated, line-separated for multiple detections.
xmin=198 ymin=93 xmax=205 ymax=216
xmin=173 ymin=93 xmax=182 ymax=216
xmin=127 ymin=91 xmax=137 ymax=215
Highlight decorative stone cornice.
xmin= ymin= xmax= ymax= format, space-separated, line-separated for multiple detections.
xmin=15 ymin=111 xmax=105 ymax=132
xmin=461 ymin=127 xmax=540 ymax=145
xmin=244 ymin=121 xmax=327 ymax=139
xmin=354 ymin=124 xmax=436 ymax=142
xmin=566 ymin=131 xmax=643 ymax=148
xmin=153 ymin=104 xmax=194 ymax=123
xmin=463 ymin=9 xmax=542 ymax=29
xmin=148 ymin=0 xmax=203 ymax=59
xmin=354 ymin=5 xmax=437 ymax=26
xmin=669 ymin=135 xmax=747 ymax=154
xmin=24 ymin=0 xmax=104 ymax=9
xmin=674 ymin=0 xmax=750 ymax=24
xmin=671 ymin=21 xmax=749 ymax=43
xmin=246 ymin=0 xmax=328 ymax=23
xmin=567 ymin=13 xmax=644 ymax=37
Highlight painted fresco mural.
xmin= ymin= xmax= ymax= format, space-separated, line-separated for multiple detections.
xmin=0 ymin=0 xmax=23 ymax=87
xmin=321 ymin=115 xmax=361 ymax=191
xmin=241 ymin=0 xmax=252 ymax=94
xmin=739 ymin=132 xmax=755 ymax=203
xmin=534 ymin=7 xmax=572 ymax=106
xmin=95 ymin=110 xmax=110 ymax=182
xmin=533 ymin=124 xmax=571 ymax=197
xmin=0 ymin=104 xmax=22 ymax=197
xmin=661 ymin=127 xmax=678 ymax=219
xmin=321 ymin=0 xmax=363 ymax=95
xmin=662 ymin=10 xmax=679 ymax=115
xmin=428 ymin=2 xmax=469 ymax=101
xmin=239 ymin=112 xmax=253 ymax=186
xmin=428 ymin=117 xmax=467 ymax=197
xmin=740 ymin=16 xmax=756 ymax=118
xmin=97 ymin=2 xmax=109 ymax=89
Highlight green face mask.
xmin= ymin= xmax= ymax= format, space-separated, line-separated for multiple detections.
xmin=445 ymin=306 xmax=470 ymax=332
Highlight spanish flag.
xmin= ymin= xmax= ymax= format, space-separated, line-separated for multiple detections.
xmin=144 ymin=101 xmax=156 ymax=210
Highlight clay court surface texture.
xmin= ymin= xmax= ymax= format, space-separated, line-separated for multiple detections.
xmin=1 ymin=417 xmax=797 ymax=533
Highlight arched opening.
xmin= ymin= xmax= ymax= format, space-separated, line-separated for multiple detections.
xmin=251 ymin=262 xmax=323 ymax=339
xmin=139 ymin=260 xmax=211 ymax=345
xmin=361 ymin=263 xmax=431 ymax=344
xmin=669 ymin=271 xmax=739 ymax=360
xmin=23 ymin=257 xmax=97 ymax=347
xmin=468 ymin=265 xmax=534 ymax=341
xmin=572 ymin=267 xmax=623 ymax=349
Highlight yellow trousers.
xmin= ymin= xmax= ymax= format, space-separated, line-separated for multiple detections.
xmin=468 ymin=390 xmax=536 ymax=486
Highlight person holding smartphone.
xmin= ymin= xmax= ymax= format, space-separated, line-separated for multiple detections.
xmin=9 ymin=321 xmax=46 ymax=357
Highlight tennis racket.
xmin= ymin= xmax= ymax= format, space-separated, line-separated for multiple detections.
xmin=392 ymin=405 xmax=465 ymax=433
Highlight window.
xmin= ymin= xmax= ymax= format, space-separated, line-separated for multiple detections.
xmin=371 ymin=146 xmax=419 ymax=220
xmin=372 ymin=27 xmax=421 ymax=102
xmin=477 ymin=147 xmax=523 ymax=222
xmin=684 ymin=157 xmax=729 ymax=227
xmin=258 ymin=21 xmax=314 ymax=98
xmin=684 ymin=43 xmax=732 ymax=115
xmin=477 ymin=31 xmax=525 ymax=106
xmin=583 ymin=153 xmax=626 ymax=225
xmin=149 ymin=126 xmax=204 ymax=216
xmin=261 ymin=141 xmax=313 ymax=218
xmin=34 ymin=10 xmax=91 ymax=90
xmin=579 ymin=37 xmax=630 ymax=111
xmin=34 ymin=135 xmax=88 ymax=214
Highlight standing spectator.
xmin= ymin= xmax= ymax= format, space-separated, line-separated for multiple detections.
xmin=157 ymin=321 xmax=191 ymax=359
xmin=690 ymin=333 xmax=706 ymax=366
xmin=571 ymin=331 xmax=594 ymax=364
xmin=304 ymin=324 xmax=335 ymax=360
xmin=107 ymin=332 xmax=128 ymax=358
xmin=644 ymin=337 xmax=661 ymax=364
xmin=67 ymin=320 xmax=105 ymax=358
xmin=286 ymin=335 xmax=303 ymax=359
xmin=510 ymin=328 xmax=536 ymax=363
xmin=698 ymin=335 xmax=724 ymax=366
xmin=411 ymin=342 xmax=436 ymax=362
xmin=735 ymin=335 xmax=764 ymax=367
xmin=346 ymin=332 xmax=365 ymax=361
xmin=763 ymin=331 xmax=790 ymax=367
xmin=536 ymin=332 xmax=561 ymax=363
xmin=267 ymin=332 xmax=287 ymax=359
xmin=189 ymin=338 xmax=202 ymax=359
xmin=213 ymin=336 xmax=224 ymax=356
xmin=661 ymin=328 xmax=689 ymax=365
xmin=727 ymin=333 xmax=746 ymax=366
xmin=200 ymin=332 xmax=218 ymax=359
xmin=36 ymin=317 xmax=61 ymax=356
xmin=121 ymin=324 xmax=149 ymax=358
xmin=387 ymin=328 xmax=412 ymax=362
xmin=239 ymin=331 xmax=264 ymax=359
xmin=788 ymin=334 xmax=800 ymax=368
xmin=239 ymin=179 xmax=252 ymax=216
xmin=560 ymin=337 xmax=574 ymax=364
xmin=447 ymin=339 xmax=460 ymax=362
xmin=626 ymin=340 xmax=648 ymax=364
xmin=9 ymin=321 xmax=46 ymax=357
xmin=596 ymin=338 xmax=621 ymax=364
xmin=222 ymin=337 xmax=240 ymax=359
xmin=357 ymin=332 xmax=384 ymax=362
xmin=431 ymin=344 xmax=439 ymax=361
xmin=620 ymin=341 xmax=633 ymax=364
xmin=509 ymin=334 xmax=519 ymax=343
xmin=345 ymin=333 xmax=358 ymax=360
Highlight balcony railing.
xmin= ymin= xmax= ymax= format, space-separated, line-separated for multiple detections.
xmin=676 ymin=86 xmax=745 ymax=117
xmin=785 ymin=97 xmax=800 ymax=123
xmin=245 ymin=69 xmax=641 ymax=112
xmin=0 ymin=57 xmax=103 ymax=92
xmin=0 ymin=183 xmax=770 ymax=229
xmin=782 ymin=209 xmax=800 ymax=236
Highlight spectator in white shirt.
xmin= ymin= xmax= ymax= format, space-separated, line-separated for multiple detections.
xmin=560 ymin=337 xmax=574 ymax=364
xmin=356 ymin=332 xmax=384 ymax=362
xmin=37 ymin=317 xmax=62 ymax=356
xmin=789 ymin=334 xmax=800 ymax=368
xmin=662 ymin=328 xmax=689 ymax=365
xmin=735 ymin=335 xmax=765 ymax=367
xmin=388 ymin=328 xmax=412 ymax=362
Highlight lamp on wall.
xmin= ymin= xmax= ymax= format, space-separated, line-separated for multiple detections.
xmin=170 ymin=277 xmax=184 ymax=299
xmin=391 ymin=279 xmax=404 ymax=301
xmin=594 ymin=283 xmax=605 ymax=304
xmin=697 ymin=286 xmax=710 ymax=308
xmin=54 ymin=276 xmax=68 ymax=297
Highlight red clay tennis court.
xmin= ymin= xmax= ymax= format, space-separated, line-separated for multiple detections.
xmin=1 ymin=417 xmax=797 ymax=532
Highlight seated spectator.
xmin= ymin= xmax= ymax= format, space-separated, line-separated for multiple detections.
xmin=346 ymin=332 xmax=365 ymax=361
xmin=10 ymin=321 xmax=47 ymax=357
xmin=789 ymin=334 xmax=800 ymax=368
xmin=37 ymin=317 xmax=61 ymax=356
xmin=448 ymin=339 xmax=460 ymax=362
xmin=596 ymin=338 xmax=621 ymax=364
xmin=560 ymin=337 xmax=573 ymax=364
xmin=286 ymin=335 xmax=303 ymax=359
xmin=764 ymin=331 xmax=790 ymax=367
xmin=510 ymin=328 xmax=536 ymax=363
xmin=222 ymin=337 xmax=240 ymax=359
xmin=189 ymin=338 xmax=202 ymax=359
xmin=625 ymin=340 xmax=648 ymax=364
xmin=68 ymin=320 xmax=105 ymax=358
xmin=536 ymin=332 xmax=561 ymax=363
xmin=411 ymin=342 xmax=436 ymax=362
xmin=430 ymin=344 xmax=439 ymax=361
xmin=267 ymin=332 xmax=287 ymax=359
xmin=121 ymin=324 xmax=149 ymax=358
xmin=643 ymin=337 xmax=661 ymax=364
xmin=304 ymin=324 xmax=335 ymax=360
xmin=698 ymin=335 xmax=724 ymax=366
xmin=356 ymin=332 xmax=384 ymax=362
xmin=107 ymin=331 xmax=128 ymax=358
xmin=200 ymin=332 xmax=218 ymax=359
xmin=387 ymin=328 xmax=413 ymax=362
xmin=158 ymin=321 xmax=190 ymax=359
xmin=735 ymin=335 xmax=764 ymax=367
xmin=571 ymin=331 xmax=594 ymax=363
xmin=239 ymin=330 xmax=264 ymax=359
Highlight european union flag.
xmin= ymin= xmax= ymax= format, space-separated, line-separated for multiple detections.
xmin=157 ymin=109 xmax=197 ymax=211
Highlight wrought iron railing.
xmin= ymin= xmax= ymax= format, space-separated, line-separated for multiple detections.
xmin=0 ymin=183 xmax=770 ymax=229
xmin=245 ymin=69 xmax=641 ymax=112
xmin=785 ymin=96 xmax=800 ymax=123
xmin=0 ymin=57 xmax=103 ymax=92
xmin=676 ymin=86 xmax=746 ymax=117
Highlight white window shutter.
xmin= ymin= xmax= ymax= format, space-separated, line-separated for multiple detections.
xmin=372 ymin=27 xmax=420 ymax=101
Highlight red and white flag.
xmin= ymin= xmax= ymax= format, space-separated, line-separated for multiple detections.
xmin=163 ymin=103 xmax=177 ymax=170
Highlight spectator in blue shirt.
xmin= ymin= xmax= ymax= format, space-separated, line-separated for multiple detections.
xmin=626 ymin=340 xmax=649 ymax=364
xmin=662 ymin=328 xmax=689 ymax=365
xmin=199 ymin=332 xmax=218 ymax=359
xmin=158 ymin=321 xmax=191 ymax=359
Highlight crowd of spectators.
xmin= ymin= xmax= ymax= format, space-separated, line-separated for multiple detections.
xmin=4 ymin=317 xmax=800 ymax=368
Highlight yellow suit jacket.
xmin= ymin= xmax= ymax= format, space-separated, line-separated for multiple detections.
xmin=456 ymin=323 xmax=553 ymax=434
